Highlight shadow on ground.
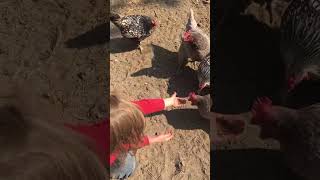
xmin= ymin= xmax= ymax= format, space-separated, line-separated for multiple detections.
xmin=214 ymin=14 xmax=285 ymax=114
xmin=148 ymin=109 xmax=209 ymax=133
xmin=131 ymin=44 xmax=178 ymax=78
xmin=65 ymin=23 xmax=108 ymax=49
xmin=141 ymin=0 xmax=179 ymax=6
xmin=165 ymin=109 xmax=209 ymax=133
xmin=211 ymin=149 xmax=302 ymax=180
xmin=110 ymin=38 xmax=139 ymax=53
xmin=111 ymin=0 xmax=180 ymax=10
xmin=131 ymin=44 xmax=199 ymax=96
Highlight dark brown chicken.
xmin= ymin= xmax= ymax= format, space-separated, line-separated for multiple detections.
xmin=177 ymin=9 xmax=210 ymax=73
xmin=110 ymin=13 xmax=157 ymax=52
xmin=280 ymin=0 xmax=320 ymax=92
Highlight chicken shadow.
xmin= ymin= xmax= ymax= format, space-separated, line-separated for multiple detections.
xmin=166 ymin=68 xmax=199 ymax=97
xmin=211 ymin=149 xmax=303 ymax=180
xmin=109 ymin=38 xmax=139 ymax=54
xmin=148 ymin=108 xmax=209 ymax=134
xmin=131 ymin=44 xmax=199 ymax=96
xmin=214 ymin=14 xmax=285 ymax=114
xmin=111 ymin=0 xmax=180 ymax=10
xmin=131 ymin=44 xmax=178 ymax=78
xmin=65 ymin=23 xmax=108 ymax=49
xmin=141 ymin=0 xmax=180 ymax=6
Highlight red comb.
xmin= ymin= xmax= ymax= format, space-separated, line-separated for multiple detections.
xmin=183 ymin=31 xmax=192 ymax=42
xmin=151 ymin=20 xmax=157 ymax=26
xmin=251 ymin=97 xmax=272 ymax=124
xmin=199 ymin=83 xmax=206 ymax=92
xmin=288 ymin=77 xmax=295 ymax=92
xmin=188 ymin=92 xmax=197 ymax=105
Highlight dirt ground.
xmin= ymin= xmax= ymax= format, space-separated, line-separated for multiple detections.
xmin=0 ymin=0 xmax=108 ymax=122
xmin=110 ymin=0 xmax=210 ymax=179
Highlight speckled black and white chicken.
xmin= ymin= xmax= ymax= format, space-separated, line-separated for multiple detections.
xmin=197 ymin=53 xmax=211 ymax=93
xmin=280 ymin=0 xmax=320 ymax=92
xmin=110 ymin=13 xmax=157 ymax=52
xmin=177 ymin=9 xmax=210 ymax=73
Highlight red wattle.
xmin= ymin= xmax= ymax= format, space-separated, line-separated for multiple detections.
xmin=188 ymin=92 xmax=197 ymax=105
xmin=183 ymin=31 xmax=191 ymax=41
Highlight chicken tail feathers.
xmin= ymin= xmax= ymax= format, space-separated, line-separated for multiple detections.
xmin=110 ymin=13 xmax=121 ymax=24
xmin=186 ymin=8 xmax=197 ymax=31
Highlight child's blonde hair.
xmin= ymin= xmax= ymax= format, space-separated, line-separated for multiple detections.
xmin=0 ymin=79 xmax=109 ymax=180
xmin=110 ymin=92 xmax=146 ymax=156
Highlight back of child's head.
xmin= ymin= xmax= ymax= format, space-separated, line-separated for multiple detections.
xmin=0 ymin=79 xmax=109 ymax=180
xmin=110 ymin=92 xmax=145 ymax=154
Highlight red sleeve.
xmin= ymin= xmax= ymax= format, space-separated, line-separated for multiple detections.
xmin=64 ymin=120 xmax=109 ymax=164
xmin=65 ymin=99 xmax=164 ymax=165
xmin=109 ymin=136 xmax=149 ymax=165
xmin=65 ymin=120 xmax=149 ymax=166
xmin=132 ymin=99 xmax=165 ymax=115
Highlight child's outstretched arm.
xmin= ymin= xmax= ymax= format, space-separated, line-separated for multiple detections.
xmin=132 ymin=92 xmax=187 ymax=115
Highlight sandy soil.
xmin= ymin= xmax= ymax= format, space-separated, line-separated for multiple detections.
xmin=0 ymin=0 xmax=108 ymax=122
xmin=110 ymin=0 xmax=210 ymax=179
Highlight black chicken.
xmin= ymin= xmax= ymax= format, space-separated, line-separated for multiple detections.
xmin=280 ymin=0 xmax=320 ymax=91
xmin=110 ymin=13 xmax=157 ymax=52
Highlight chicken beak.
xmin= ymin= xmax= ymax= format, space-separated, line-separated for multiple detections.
xmin=288 ymin=72 xmax=310 ymax=92
xmin=198 ymin=83 xmax=206 ymax=93
xmin=152 ymin=20 xmax=157 ymax=27
xmin=287 ymin=77 xmax=296 ymax=92
xmin=188 ymin=92 xmax=197 ymax=105
xmin=303 ymin=72 xmax=311 ymax=81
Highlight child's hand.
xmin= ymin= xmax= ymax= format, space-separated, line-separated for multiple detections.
xmin=148 ymin=131 xmax=174 ymax=144
xmin=164 ymin=92 xmax=187 ymax=108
